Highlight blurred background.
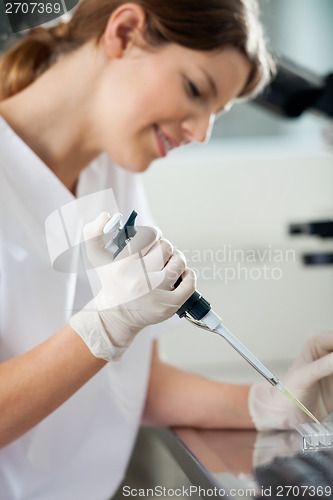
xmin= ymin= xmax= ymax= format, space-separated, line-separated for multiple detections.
xmin=0 ymin=0 xmax=332 ymax=384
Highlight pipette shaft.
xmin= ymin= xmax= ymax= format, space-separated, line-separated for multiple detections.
xmin=199 ymin=309 xmax=320 ymax=424
xmin=201 ymin=309 xmax=278 ymax=385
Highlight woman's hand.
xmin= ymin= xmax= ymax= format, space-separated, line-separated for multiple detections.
xmin=70 ymin=213 xmax=196 ymax=361
xmin=249 ymin=333 xmax=333 ymax=430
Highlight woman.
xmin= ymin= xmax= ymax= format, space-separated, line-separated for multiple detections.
xmin=0 ymin=1 xmax=332 ymax=498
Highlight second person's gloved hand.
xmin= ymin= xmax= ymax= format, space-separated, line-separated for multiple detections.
xmin=248 ymin=333 xmax=333 ymax=430
xmin=70 ymin=212 xmax=196 ymax=361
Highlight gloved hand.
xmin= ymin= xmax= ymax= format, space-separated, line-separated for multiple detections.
xmin=70 ymin=212 xmax=196 ymax=361
xmin=249 ymin=333 xmax=333 ymax=430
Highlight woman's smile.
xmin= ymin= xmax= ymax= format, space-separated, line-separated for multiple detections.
xmin=153 ymin=124 xmax=180 ymax=157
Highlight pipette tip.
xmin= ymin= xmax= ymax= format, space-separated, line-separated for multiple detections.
xmin=276 ymin=381 xmax=320 ymax=425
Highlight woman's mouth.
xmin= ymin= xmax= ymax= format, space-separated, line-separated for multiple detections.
xmin=153 ymin=125 xmax=179 ymax=157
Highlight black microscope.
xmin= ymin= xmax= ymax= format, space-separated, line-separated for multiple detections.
xmin=255 ymin=57 xmax=333 ymax=268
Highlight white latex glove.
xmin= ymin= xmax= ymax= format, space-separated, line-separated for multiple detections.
xmin=249 ymin=333 xmax=333 ymax=431
xmin=70 ymin=212 xmax=196 ymax=361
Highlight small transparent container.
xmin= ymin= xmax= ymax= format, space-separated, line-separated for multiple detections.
xmin=295 ymin=422 xmax=333 ymax=451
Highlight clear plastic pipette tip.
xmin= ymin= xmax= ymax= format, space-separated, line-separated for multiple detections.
xmin=275 ymin=381 xmax=320 ymax=425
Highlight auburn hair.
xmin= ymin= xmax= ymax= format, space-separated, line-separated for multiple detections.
xmin=0 ymin=0 xmax=274 ymax=101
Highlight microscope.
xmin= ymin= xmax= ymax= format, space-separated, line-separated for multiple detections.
xmin=255 ymin=57 xmax=333 ymax=267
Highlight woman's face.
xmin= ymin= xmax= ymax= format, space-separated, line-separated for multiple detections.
xmin=93 ymin=42 xmax=251 ymax=172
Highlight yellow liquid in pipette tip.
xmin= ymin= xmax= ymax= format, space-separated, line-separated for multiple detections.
xmin=276 ymin=381 xmax=320 ymax=425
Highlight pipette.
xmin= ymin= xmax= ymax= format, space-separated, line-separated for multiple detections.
xmin=105 ymin=210 xmax=320 ymax=425
xmin=176 ymin=290 xmax=320 ymax=425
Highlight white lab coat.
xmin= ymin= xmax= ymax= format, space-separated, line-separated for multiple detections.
xmin=0 ymin=116 xmax=158 ymax=500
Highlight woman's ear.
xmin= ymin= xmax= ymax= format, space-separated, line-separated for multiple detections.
xmin=103 ymin=3 xmax=147 ymax=58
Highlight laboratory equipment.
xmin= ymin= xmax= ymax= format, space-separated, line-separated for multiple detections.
xmin=103 ymin=210 xmax=138 ymax=257
xmin=290 ymin=221 xmax=333 ymax=239
xmin=289 ymin=219 xmax=333 ymax=267
xmin=254 ymin=56 xmax=333 ymax=120
xmin=106 ymin=211 xmax=320 ymax=426
xmin=295 ymin=422 xmax=333 ymax=451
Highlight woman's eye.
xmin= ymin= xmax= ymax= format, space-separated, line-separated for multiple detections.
xmin=188 ymin=81 xmax=201 ymax=98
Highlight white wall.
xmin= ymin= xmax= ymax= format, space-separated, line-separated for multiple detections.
xmin=142 ymin=137 xmax=333 ymax=383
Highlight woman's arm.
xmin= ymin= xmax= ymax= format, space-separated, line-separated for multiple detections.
xmin=143 ymin=342 xmax=254 ymax=429
xmin=0 ymin=325 xmax=106 ymax=449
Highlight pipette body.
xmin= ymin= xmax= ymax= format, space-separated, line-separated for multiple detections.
xmin=104 ymin=211 xmax=320 ymax=425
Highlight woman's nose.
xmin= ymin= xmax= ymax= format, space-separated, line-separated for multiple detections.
xmin=181 ymin=113 xmax=215 ymax=144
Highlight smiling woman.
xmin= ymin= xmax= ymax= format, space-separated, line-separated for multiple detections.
xmin=0 ymin=0 xmax=274 ymax=184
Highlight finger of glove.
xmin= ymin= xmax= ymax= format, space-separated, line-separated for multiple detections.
xmin=291 ymin=351 xmax=333 ymax=388
xmin=83 ymin=212 xmax=111 ymax=240
xmin=305 ymin=333 xmax=333 ymax=362
xmin=152 ymin=249 xmax=187 ymax=290
xmin=138 ymin=268 xmax=196 ymax=313
xmin=143 ymin=238 xmax=174 ymax=273
xmin=101 ymin=248 xmax=183 ymax=305
xmin=290 ymin=333 xmax=333 ymax=370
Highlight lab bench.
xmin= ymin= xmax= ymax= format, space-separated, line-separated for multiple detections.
xmin=114 ymin=426 xmax=333 ymax=499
